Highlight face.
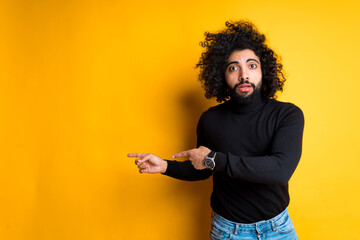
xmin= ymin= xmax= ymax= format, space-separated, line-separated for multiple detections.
xmin=225 ymin=49 xmax=262 ymax=98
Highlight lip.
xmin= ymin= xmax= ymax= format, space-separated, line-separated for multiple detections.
xmin=237 ymin=84 xmax=253 ymax=93
xmin=237 ymin=84 xmax=252 ymax=88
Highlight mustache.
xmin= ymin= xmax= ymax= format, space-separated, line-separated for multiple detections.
xmin=233 ymin=81 xmax=256 ymax=90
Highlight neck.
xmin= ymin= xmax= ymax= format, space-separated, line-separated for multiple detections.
xmin=230 ymin=92 xmax=267 ymax=114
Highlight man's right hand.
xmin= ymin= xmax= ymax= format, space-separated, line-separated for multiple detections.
xmin=127 ymin=153 xmax=168 ymax=174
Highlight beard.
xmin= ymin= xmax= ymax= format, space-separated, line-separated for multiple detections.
xmin=230 ymin=81 xmax=262 ymax=105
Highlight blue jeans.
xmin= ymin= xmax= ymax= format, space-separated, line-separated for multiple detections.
xmin=210 ymin=209 xmax=298 ymax=240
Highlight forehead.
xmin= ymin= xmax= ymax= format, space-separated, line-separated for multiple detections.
xmin=227 ymin=49 xmax=260 ymax=62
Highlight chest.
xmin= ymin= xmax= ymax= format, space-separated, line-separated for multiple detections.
xmin=202 ymin=111 xmax=279 ymax=156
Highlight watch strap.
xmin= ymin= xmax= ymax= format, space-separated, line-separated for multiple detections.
xmin=207 ymin=151 xmax=216 ymax=158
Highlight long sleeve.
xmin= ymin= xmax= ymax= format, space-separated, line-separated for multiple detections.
xmin=162 ymin=160 xmax=212 ymax=181
xmin=214 ymin=105 xmax=304 ymax=185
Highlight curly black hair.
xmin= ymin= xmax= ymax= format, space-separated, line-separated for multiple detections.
xmin=196 ymin=20 xmax=286 ymax=102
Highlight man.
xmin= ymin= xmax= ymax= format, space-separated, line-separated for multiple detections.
xmin=128 ymin=21 xmax=304 ymax=240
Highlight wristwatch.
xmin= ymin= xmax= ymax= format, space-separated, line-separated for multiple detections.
xmin=204 ymin=151 xmax=217 ymax=170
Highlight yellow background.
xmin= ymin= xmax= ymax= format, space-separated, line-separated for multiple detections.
xmin=1 ymin=0 xmax=359 ymax=239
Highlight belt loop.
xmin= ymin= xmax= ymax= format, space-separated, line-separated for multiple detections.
xmin=234 ymin=224 xmax=239 ymax=235
xmin=270 ymin=219 xmax=276 ymax=231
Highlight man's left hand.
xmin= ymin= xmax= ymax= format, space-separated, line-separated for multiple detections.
xmin=172 ymin=146 xmax=211 ymax=170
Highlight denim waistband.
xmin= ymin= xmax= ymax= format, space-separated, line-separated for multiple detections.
xmin=212 ymin=208 xmax=290 ymax=234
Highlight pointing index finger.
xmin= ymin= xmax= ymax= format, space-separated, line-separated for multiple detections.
xmin=172 ymin=150 xmax=191 ymax=158
xmin=127 ymin=153 xmax=148 ymax=158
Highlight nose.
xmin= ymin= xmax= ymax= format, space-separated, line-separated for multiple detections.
xmin=238 ymin=69 xmax=249 ymax=82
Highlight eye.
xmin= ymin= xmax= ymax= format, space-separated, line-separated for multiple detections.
xmin=249 ymin=63 xmax=257 ymax=69
xmin=229 ymin=66 xmax=238 ymax=71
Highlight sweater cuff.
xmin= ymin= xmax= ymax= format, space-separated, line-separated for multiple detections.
xmin=214 ymin=152 xmax=227 ymax=171
xmin=161 ymin=160 xmax=176 ymax=176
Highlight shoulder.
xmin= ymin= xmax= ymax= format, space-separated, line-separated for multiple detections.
xmin=266 ymin=99 xmax=304 ymax=127
xmin=200 ymin=101 xmax=230 ymax=119
xmin=267 ymin=99 xmax=303 ymax=115
xmin=196 ymin=101 xmax=230 ymax=130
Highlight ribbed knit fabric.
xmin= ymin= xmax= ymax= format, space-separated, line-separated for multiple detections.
xmin=163 ymin=94 xmax=304 ymax=223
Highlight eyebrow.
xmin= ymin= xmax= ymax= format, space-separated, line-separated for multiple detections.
xmin=226 ymin=58 xmax=260 ymax=67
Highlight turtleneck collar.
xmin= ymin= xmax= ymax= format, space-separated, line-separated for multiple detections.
xmin=229 ymin=93 xmax=267 ymax=114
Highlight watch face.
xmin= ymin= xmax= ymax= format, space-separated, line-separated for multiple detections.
xmin=205 ymin=157 xmax=215 ymax=169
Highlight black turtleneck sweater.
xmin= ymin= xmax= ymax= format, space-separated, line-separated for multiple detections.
xmin=163 ymin=94 xmax=304 ymax=223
